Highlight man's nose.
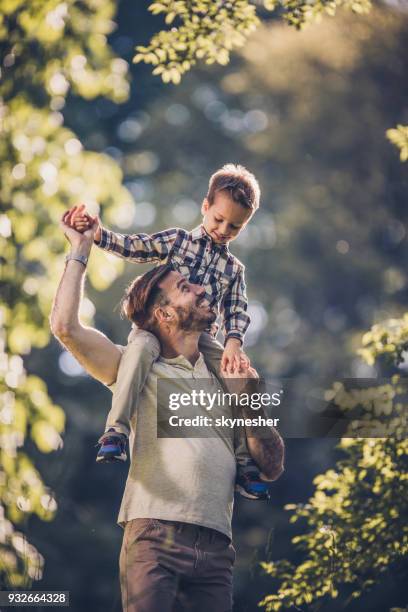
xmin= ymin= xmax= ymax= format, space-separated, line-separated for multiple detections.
xmin=193 ymin=285 xmax=206 ymax=297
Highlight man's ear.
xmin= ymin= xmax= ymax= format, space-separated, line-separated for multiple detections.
xmin=154 ymin=306 xmax=175 ymax=325
xmin=201 ymin=197 xmax=209 ymax=216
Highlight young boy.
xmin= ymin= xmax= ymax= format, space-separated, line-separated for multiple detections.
xmin=71 ymin=163 xmax=270 ymax=500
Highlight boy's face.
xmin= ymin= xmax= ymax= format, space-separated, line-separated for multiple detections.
xmin=201 ymin=190 xmax=253 ymax=245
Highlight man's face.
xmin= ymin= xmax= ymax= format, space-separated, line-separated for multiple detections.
xmin=156 ymin=271 xmax=217 ymax=332
xmin=201 ymin=190 xmax=253 ymax=245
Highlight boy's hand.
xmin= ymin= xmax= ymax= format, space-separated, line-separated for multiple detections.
xmin=60 ymin=208 xmax=98 ymax=252
xmin=221 ymin=338 xmax=250 ymax=374
xmin=67 ymin=204 xmax=102 ymax=243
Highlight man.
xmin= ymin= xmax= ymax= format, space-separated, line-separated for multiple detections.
xmin=50 ymin=214 xmax=285 ymax=612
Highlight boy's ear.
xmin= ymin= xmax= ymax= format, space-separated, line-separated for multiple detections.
xmin=201 ymin=197 xmax=210 ymax=215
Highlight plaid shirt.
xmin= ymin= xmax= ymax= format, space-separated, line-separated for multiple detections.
xmin=97 ymin=224 xmax=250 ymax=344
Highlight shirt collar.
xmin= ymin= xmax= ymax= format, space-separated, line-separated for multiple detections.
xmin=190 ymin=224 xmax=228 ymax=252
xmin=160 ymin=352 xmax=207 ymax=371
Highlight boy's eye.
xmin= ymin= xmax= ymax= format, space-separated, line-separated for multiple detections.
xmin=214 ymin=218 xmax=222 ymax=223
xmin=181 ymin=285 xmax=189 ymax=292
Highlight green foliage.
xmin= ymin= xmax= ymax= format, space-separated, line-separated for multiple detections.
xmin=260 ymin=439 xmax=407 ymax=610
xmin=135 ymin=0 xmax=405 ymax=179
xmin=0 ymin=375 xmax=62 ymax=586
xmin=0 ymin=0 xmax=129 ymax=103
xmin=134 ymin=0 xmax=259 ymax=84
xmin=260 ymin=323 xmax=408 ymax=610
xmin=325 ymin=377 xmax=407 ymax=439
xmin=134 ymin=0 xmax=372 ymax=83
xmin=359 ymin=314 xmax=408 ymax=366
xmin=0 ymin=0 xmax=132 ymax=587
xmin=275 ymin=0 xmax=372 ymax=26
xmin=387 ymin=125 xmax=408 ymax=162
xmin=0 ymin=506 xmax=44 ymax=588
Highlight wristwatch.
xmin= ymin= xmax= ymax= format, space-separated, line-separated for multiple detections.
xmin=65 ymin=253 xmax=88 ymax=267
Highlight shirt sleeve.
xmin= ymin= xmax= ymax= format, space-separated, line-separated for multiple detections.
xmin=106 ymin=344 xmax=126 ymax=392
xmin=220 ymin=267 xmax=251 ymax=345
xmin=95 ymin=227 xmax=179 ymax=263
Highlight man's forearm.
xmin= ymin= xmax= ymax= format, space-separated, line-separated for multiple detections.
xmin=50 ymin=240 xmax=122 ymax=385
xmin=243 ymin=412 xmax=285 ymax=481
xmin=237 ymin=377 xmax=285 ymax=481
xmin=50 ymin=244 xmax=90 ymax=338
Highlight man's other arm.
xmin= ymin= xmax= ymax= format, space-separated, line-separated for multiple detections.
xmin=227 ymin=371 xmax=285 ymax=481
xmin=244 ymin=412 xmax=285 ymax=482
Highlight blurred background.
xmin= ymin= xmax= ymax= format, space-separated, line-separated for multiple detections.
xmin=1 ymin=0 xmax=407 ymax=610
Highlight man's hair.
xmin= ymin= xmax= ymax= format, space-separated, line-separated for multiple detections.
xmin=121 ymin=264 xmax=172 ymax=331
xmin=207 ymin=163 xmax=260 ymax=211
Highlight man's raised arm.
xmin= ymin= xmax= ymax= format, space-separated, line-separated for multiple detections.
xmin=50 ymin=209 xmax=122 ymax=386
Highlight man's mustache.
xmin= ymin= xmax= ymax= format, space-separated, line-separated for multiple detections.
xmin=196 ymin=295 xmax=209 ymax=308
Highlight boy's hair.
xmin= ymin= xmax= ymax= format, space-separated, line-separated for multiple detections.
xmin=207 ymin=163 xmax=260 ymax=212
xmin=121 ymin=264 xmax=172 ymax=332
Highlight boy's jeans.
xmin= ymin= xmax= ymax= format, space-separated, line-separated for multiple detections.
xmin=105 ymin=326 xmax=251 ymax=465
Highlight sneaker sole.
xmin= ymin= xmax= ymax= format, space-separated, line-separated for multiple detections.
xmin=96 ymin=452 xmax=127 ymax=463
xmin=235 ymin=484 xmax=270 ymax=500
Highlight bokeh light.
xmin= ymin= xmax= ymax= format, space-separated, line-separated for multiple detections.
xmin=172 ymin=199 xmax=200 ymax=224
xmin=134 ymin=201 xmax=156 ymax=227
xmin=58 ymin=351 xmax=86 ymax=377
xmin=165 ymin=104 xmax=191 ymax=126
xmin=245 ymin=300 xmax=268 ymax=346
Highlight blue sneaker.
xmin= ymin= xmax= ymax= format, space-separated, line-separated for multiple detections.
xmin=235 ymin=461 xmax=271 ymax=500
xmin=96 ymin=429 xmax=127 ymax=463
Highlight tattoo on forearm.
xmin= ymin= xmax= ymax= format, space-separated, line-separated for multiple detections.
xmin=246 ymin=425 xmax=285 ymax=480
xmin=236 ymin=378 xmax=285 ymax=480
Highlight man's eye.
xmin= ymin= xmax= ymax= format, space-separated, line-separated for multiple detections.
xmin=181 ymin=285 xmax=189 ymax=292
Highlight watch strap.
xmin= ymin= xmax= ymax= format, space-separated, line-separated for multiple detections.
xmin=65 ymin=253 xmax=88 ymax=267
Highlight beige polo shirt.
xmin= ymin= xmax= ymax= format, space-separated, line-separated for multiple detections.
xmin=113 ymin=351 xmax=236 ymax=539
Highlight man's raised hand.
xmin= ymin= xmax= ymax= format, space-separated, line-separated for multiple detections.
xmin=66 ymin=204 xmax=102 ymax=242
xmin=60 ymin=206 xmax=98 ymax=252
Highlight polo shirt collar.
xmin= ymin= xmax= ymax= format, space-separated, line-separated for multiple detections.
xmin=160 ymin=352 xmax=207 ymax=372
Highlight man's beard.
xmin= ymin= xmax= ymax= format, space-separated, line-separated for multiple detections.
xmin=175 ymin=303 xmax=216 ymax=332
